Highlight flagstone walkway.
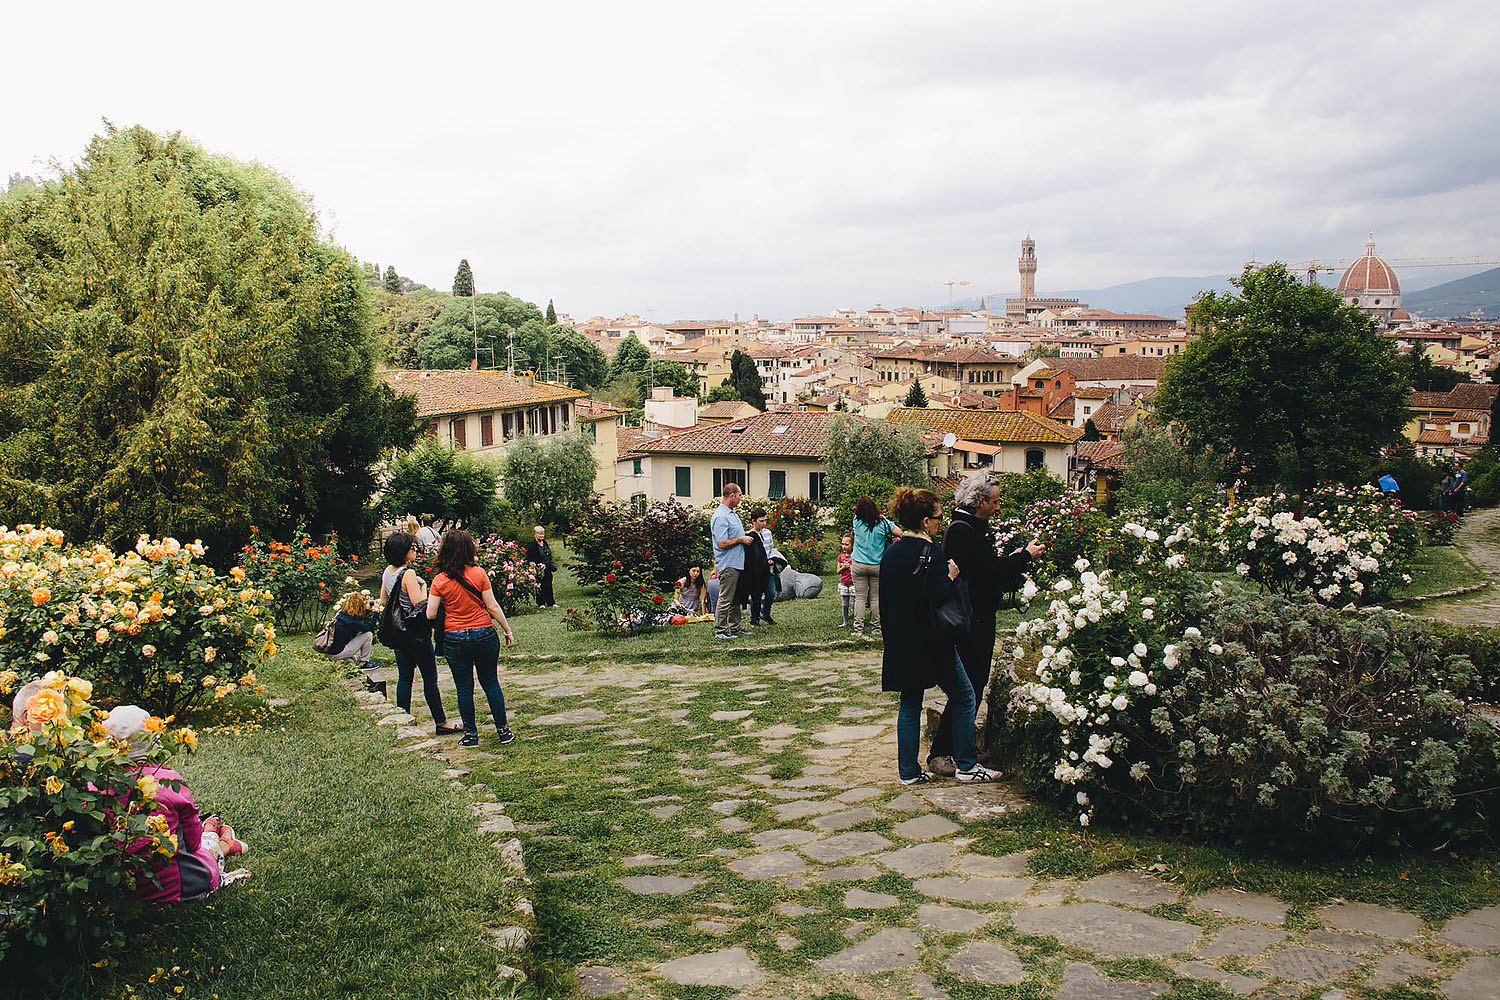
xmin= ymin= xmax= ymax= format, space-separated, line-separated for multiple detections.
xmin=1409 ymin=505 xmax=1500 ymax=628
xmin=365 ymin=649 xmax=1500 ymax=1000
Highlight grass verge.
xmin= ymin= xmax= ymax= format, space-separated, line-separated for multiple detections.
xmin=50 ymin=638 xmax=534 ymax=1000
xmin=1390 ymin=543 xmax=1492 ymax=602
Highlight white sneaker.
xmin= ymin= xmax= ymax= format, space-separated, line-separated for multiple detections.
xmin=901 ymin=771 xmax=935 ymax=785
xmin=956 ymin=763 xmax=1001 ymax=783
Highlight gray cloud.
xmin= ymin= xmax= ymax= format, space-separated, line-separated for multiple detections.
xmin=3 ymin=0 xmax=1498 ymax=319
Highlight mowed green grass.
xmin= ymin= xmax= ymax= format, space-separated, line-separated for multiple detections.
xmin=58 ymin=640 xmax=537 ymax=1000
xmin=1389 ymin=542 xmax=1492 ymax=602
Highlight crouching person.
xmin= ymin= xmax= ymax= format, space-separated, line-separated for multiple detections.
xmin=103 ymin=706 xmax=247 ymax=903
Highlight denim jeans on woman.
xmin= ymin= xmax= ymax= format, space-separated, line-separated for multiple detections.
xmin=896 ymin=651 xmax=976 ymax=781
xmin=394 ymin=635 xmax=448 ymax=726
xmin=443 ymin=627 xmax=507 ymax=736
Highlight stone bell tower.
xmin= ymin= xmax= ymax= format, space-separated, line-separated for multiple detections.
xmin=1018 ymin=236 xmax=1037 ymax=299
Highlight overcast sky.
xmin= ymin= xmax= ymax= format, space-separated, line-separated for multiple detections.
xmin=5 ymin=1 xmax=1499 ymax=320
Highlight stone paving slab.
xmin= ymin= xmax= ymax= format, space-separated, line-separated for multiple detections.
xmin=814 ymin=927 xmax=921 ymax=974
xmin=801 ymin=831 xmax=893 ymax=862
xmin=916 ymin=875 xmax=1033 ymax=904
xmin=1058 ymin=962 xmax=1168 ymax=1000
xmin=875 ymin=842 xmax=957 ymax=877
xmin=728 ymin=852 xmax=807 ymax=879
xmin=1441 ymin=904 xmax=1500 ymax=951
xmin=1308 ymin=929 xmax=1386 ymax=953
xmin=1013 ymin=902 xmax=1200 ymax=956
xmin=918 ymin=904 xmax=988 ymax=933
xmin=1189 ymin=888 xmax=1288 ymax=924
xmin=1077 ymin=871 xmax=1178 ymax=907
xmin=656 ymin=947 xmax=764 ymax=988
xmin=616 ymin=875 xmax=703 ymax=895
xmin=1444 ymin=954 xmax=1500 ymax=1000
xmin=1199 ymin=924 xmax=1288 ymax=958
xmin=1317 ymin=901 xmax=1423 ymax=940
xmin=946 ymin=941 xmax=1024 ymax=984
xmin=1370 ymin=952 xmax=1440 ymax=987
xmin=1253 ymin=945 xmax=1364 ymax=984
xmin=1174 ymin=961 xmax=1267 ymax=996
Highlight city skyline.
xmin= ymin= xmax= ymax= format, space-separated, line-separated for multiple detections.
xmin=4 ymin=1 xmax=1498 ymax=318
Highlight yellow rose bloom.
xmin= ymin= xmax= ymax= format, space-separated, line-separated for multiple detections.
xmin=143 ymin=716 xmax=166 ymax=734
xmin=141 ymin=644 xmax=156 ymax=657
xmin=95 ymin=628 xmax=109 ymax=643
xmin=174 ymin=727 xmax=198 ymax=750
xmin=25 ymin=688 xmax=68 ymax=725
xmin=204 ymin=647 xmax=217 ymax=664
xmin=44 ymin=776 xmax=63 ymax=795
xmin=136 ymin=775 xmax=158 ymax=800
xmin=65 ymin=677 xmax=92 ymax=700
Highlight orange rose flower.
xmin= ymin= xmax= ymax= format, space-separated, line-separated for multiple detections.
xmin=25 ymin=688 xmax=68 ymax=725
xmin=31 ymin=587 xmax=50 ymax=605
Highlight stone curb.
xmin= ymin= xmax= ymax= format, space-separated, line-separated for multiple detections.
xmin=1395 ymin=581 xmax=1493 ymax=603
xmin=345 ymin=678 xmax=539 ymax=985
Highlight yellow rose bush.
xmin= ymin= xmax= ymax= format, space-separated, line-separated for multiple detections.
xmin=0 ymin=670 xmax=194 ymax=967
xmin=0 ymin=526 xmax=273 ymax=716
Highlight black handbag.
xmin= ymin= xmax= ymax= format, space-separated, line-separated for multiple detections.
xmin=379 ymin=569 xmax=432 ymax=649
xmin=917 ymin=543 xmax=973 ymax=635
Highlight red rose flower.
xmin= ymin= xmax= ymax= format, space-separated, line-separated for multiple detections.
xmin=638 ymin=584 xmax=647 ymax=593
xmin=605 ymin=573 xmax=617 ymax=583
xmin=644 ymin=550 xmax=653 ymax=558
xmin=652 ymin=594 xmax=664 ymax=604
xmin=612 ymin=560 xmax=622 ymax=568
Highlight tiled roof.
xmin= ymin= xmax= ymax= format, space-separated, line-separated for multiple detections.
xmin=1415 ymin=428 xmax=1458 ymax=445
xmin=1453 ymin=409 xmax=1488 ymax=421
xmin=1075 ymin=440 xmax=1125 ymax=465
xmin=633 ymin=411 xmax=856 ymax=459
xmin=385 ymin=370 xmax=585 ymax=418
xmin=1090 ymin=403 xmax=1133 ymax=433
xmin=1409 ymin=385 xmax=1500 ymax=412
xmin=888 ymin=407 xmax=1083 ymax=445
xmin=575 ymin=398 xmax=629 ymax=421
xmin=1048 ymin=398 xmax=1075 ymax=421
xmin=700 ymin=400 xmax=761 ymax=419
xmin=1044 ymin=356 xmax=1167 ymax=382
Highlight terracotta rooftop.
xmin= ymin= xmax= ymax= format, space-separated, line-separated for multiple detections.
xmin=1075 ymin=440 xmax=1127 ymax=468
xmin=1415 ymin=428 xmax=1458 ymax=445
xmin=632 ymin=411 xmax=857 ymax=459
xmin=888 ymin=407 xmax=1083 ymax=445
xmin=1043 ymin=356 xmax=1167 ymax=382
xmin=1409 ymin=385 xmax=1500 ymax=411
xmin=699 ymin=400 xmax=761 ymax=419
xmin=385 ymin=369 xmax=585 ymax=418
xmin=575 ymin=398 xmax=629 ymax=421
xmin=1090 ymin=402 xmax=1134 ymax=433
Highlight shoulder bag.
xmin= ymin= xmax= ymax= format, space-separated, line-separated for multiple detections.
xmin=916 ymin=542 xmax=972 ymax=635
xmin=312 ymin=616 xmax=337 ymax=653
xmin=379 ymin=569 xmax=434 ymax=649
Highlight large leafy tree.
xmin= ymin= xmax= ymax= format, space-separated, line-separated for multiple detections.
xmin=374 ymin=289 xmax=445 ymax=368
xmin=501 ymin=430 xmax=598 ymax=530
xmin=824 ymin=416 xmax=929 ymax=502
xmin=452 ymin=258 xmax=474 ymax=297
xmin=1403 ymin=345 xmax=1471 ymax=392
xmin=417 ymin=292 xmax=544 ymax=370
xmin=635 ymin=359 xmax=700 ymax=402
xmin=379 ymin=439 xmax=500 ymax=530
xmin=548 ymin=326 xmax=608 ymax=389
xmin=608 ymin=332 xmax=651 ymax=382
xmin=729 ymin=349 xmax=768 ymax=409
xmin=1155 ymin=264 xmax=1409 ymax=490
xmin=0 ymin=125 xmax=417 ymax=557
xmin=704 ymin=383 xmax=742 ymax=404
xmin=383 ymin=265 xmax=403 ymax=294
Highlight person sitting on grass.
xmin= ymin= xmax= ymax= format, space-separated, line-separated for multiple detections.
xmin=672 ymin=563 xmax=710 ymax=616
xmin=101 ymin=705 xmax=247 ymax=904
xmin=327 ymin=592 xmax=379 ymax=669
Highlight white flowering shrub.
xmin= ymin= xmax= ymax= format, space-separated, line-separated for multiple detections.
xmin=993 ymin=578 xmax=1500 ymax=849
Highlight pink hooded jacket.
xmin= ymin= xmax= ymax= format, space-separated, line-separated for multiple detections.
xmin=124 ymin=764 xmax=221 ymax=904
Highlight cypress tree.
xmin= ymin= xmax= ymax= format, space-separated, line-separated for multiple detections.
xmin=545 ymin=299 xmax=557 ymax=325
xmin=452 ymin=259 xmax=474 ymax=297
xmin=729 ymin=349 xmax=768 ymax=410
xmin=903 ymin=378 xmax=929 ymax=408
xmin=383 ymin=265 xmax=403 ymax=294
xmin=1082 ymin=418 xmax=1101 ymax=441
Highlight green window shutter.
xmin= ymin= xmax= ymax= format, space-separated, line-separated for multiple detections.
xmin=768 ymin=470 xmax=786 ymax=499
xmin=675 ymin=466 xmax=691 ymax=498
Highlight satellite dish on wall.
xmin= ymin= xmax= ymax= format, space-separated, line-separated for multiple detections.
xmin=941 ymin=432 xmax=957 ymax=449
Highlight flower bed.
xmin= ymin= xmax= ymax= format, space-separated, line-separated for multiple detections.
xmin=239 ymin=527 xmax=356 ymax=632
xmin=0 ymin=526 xmax=272 ymax=716
xmin=993 ymin=570 xmax=1500 ymax=850
xmin=0 ymin=671 xmax=196 ymax=967
xmin=420 ymin=536 xmax=539 ymax=613
xmin=568 ymin=497 xmax=708 ymax=587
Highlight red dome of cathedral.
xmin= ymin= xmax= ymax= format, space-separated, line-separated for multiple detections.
xmin=1337 ymin=234 xmax=1400 ymax=295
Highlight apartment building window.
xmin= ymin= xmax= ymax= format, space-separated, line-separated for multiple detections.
xmin=768 ymin=470 xmax=786 ymax=499
xmin=450 ymin=417 xmax=467 ymax=449
xmin=480 ymin=414 xmax=494 ymax=447
xmin=632 ymin=459 xmax=643 ymax=476
xmin=1025 ymin=448 xmax=1045 ymax=471
xmin=712 ymin=468 xmax=746 ymax=496
xmin=809 ymin=471 xmax=826 ymax=501
xmin=502 ymin=413 xmax=516 ymax=441
xmin=675 ymin=466 xmax=692 ymax=497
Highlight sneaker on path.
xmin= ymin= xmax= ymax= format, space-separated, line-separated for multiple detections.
xmin=901 ymin=771 xmax=935 ymax=785
xmin=956 ymin=763 xmax=1001 ymax=783
xmin=927 ymin=755 xmax=957 ymax=777
xmin=458 ymin=732 xmax=479 ymax=747
xmin=497 ymin=727 xmax=516 ymax=745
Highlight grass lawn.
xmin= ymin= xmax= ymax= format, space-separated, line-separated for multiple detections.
xmin=53 ymin=640 xmax=536 ymax=1000
xmin=1389 ymin=543 xmax=1492 ymax=602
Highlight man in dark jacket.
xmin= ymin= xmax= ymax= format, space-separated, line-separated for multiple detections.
xmin=525 ymin=525 xmax=558 ymax=608
xmin=736 ymin=530 xmax=772 ymax=620
xmin=930 ymin=471 xmax=1044 ymax=775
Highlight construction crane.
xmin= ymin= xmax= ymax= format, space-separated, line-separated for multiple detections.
xmin=1281 ymin=237 xmax=1500 ymax=285
xmin=942 ymin=280 xmax=970 ymax=310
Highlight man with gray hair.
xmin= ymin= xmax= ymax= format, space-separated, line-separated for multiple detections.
xmin=931 ymin=470 xmax=1044 ymax=775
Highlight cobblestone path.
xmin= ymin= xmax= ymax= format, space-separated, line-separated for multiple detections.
xmin=370 ymin=649 xmax=1500 ymax=999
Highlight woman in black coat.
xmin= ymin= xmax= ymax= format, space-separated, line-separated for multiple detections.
xmin=879 ymin=487 xmax=1000 ymax=786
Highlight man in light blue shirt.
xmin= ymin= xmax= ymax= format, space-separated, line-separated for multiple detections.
xmin=710 ymin=482 xmax=753 ymax=638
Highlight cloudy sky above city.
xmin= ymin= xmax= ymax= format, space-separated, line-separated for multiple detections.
xmin=5 ymin=1 xmax=1498 ymax=319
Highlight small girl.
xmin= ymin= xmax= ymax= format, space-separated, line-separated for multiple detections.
xmin=836 ymin=534 xmax=855 ymax=628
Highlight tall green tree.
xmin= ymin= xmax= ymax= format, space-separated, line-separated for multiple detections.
xmin=0 ymin=125 xmax=417 ymax=557
xmin=824 ymin=416 xmax=929 ymax=502
xmin=635 ymin=359 xmax=700 ymax=402
xmin=545 ymin=299 xmax=557 ymax=325
xmin=548 ymin=327 xmax=608 ymax=389
xmin=383 ymin=265 xmax=403 ymax=294
xmin=729 ymin=349 xmax=768 ymax=409
xmin=903 ymin=378 xmax=929 ymax=408
xmin=452 ymin=258 xmax=474 ymax=297
xmin=608 ymin=332 xmax=651 ymax=382
xmin=704 ymin=383 xmax=742 ymax=404
xmin=418 ymin=292 xmax=545 ymax=370
xmin=502 ymin=430 xmax=598 ymax=530
xmin=379 ymin=439 xmax=500 ymax=530
xmin=374 ymin=289 xmax=445 ymax=368
xmin=1080 ymin=417 xmax=1101 ymax=441
xmin=1155 ymin=264 xmax=1409 ymax=490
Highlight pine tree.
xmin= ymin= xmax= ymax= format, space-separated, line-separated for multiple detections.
xmin=452 ymin=259 xmax=474 ymax=297
xmin=903 ymin=378 xmax=929 ymax=408
xmin=545 ymin=299 xmax=557 ymax=325
xmin=383 ymin=265 xmax=403 ymax=294
xmin=729 ymin=349 xmax=768 ymax=410
xmin=1081 ymin=418 xmax=1101 ymax=441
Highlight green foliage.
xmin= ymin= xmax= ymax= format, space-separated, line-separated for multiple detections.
xmin=992 ymin=468 xmax=1066 ymax=516
xmin=1115 ymin=424 xmax=1228 ymax=516
xmin=824 ymin=416 xmax=929 ymax=504
xmin=567 ymin=496 xmax=708 ymax=588
xmin=835 ymin=474 xmax=897 ymax=532
xmin=0 ymin=126 xmax=416 ymax=559
xmin=549 ymin=327 xmax=608 ymax=389
xmin=1080 ymin=418 xmax=1100 ymax=441
xmin=1422 ymin=619 xmax=1500 ymax=703
xmin=373 ymin=290 xmax=445 ymax=368
xmin=545 ymin=299 xmax=557 ymax=325
xmin=0 ymin=673 xmax=197 ymax=971
xmin=996 ymin=584 xmax=1500 ymax=851
xmin=419 ymin=536 xmax=539 ymax=614
xmin=729 ymin=350 xmax=768 ymax=410
xmin=766 ymin=497 xmax=820 ymax=541
xmin=451 ymin=259 xmax=474 ymax=297
xmin=383 ymin=265 xmax=402 ymax=294
xmin=1403 ymin=345 xmax=1472 ymax=392
xmin=240 ymin=528 xmax=359 ymax=633
xmin=589 ymin=555 xmax=669 ymax=635
xmin=0 ymin=526 xmax=272 ymax=715
xmin=1466 ymin=444 xmax=1500 ymax=508
xmin=1363 ymin=453 xmax=1450 ymax=511
xmin=635 ymin=359 xmax=700 ymax=402
xmin=378 ymin=439 xmax=501 ymax=533
xmin=416 ymin=292 xmax=543 ymax=370
xmin=903 ymin=378 xmax=929 ymax=408
xmin=608 ymin=332 xmax=651 ymax=383
xmin=1156 ymin=264 xmax=1409 ymax=490
xmin=1023 ymin=343 xmax=1061 ymax=361
xmin=501 ymin=431 xmax=598 ymax=531
xmin=704 ymin=383 xmax=742 ymax=404
xmin=780 ymin=536 xmax=836 ymax=573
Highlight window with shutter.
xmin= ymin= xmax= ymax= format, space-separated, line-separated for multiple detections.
xmin=450 ymin=418 xmax=467 ymax=449
xmin=480 ymin=414 xmax=494 ymax=447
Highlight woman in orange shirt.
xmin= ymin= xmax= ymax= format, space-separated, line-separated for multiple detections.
xmin=425 ymin=530 xmax=516 ymax=747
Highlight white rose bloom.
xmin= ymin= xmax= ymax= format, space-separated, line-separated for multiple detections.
xmin=1183 ymin=627 xmax=1202 ymax=638
xmin=1076 ymin=791 xmax=1090 ymax=805
xmin=1110 ymin=656 xmax=1126 ymax=668
xmin=1054 ymin=579 xmax=1073 ymax=592
xmin=1104 ymin=674 xmax=1118 ymax=688
xmin=1209 ymin=643 xmax=1224 ymax=655
xmin=1133 ymin=642 xmax=1148 ymax=657
xmin=1127 ymin=670 xmax=1148 ymax=687
xmin=1112 ymin=694 xmax=1128 ymax=711
xmin=1079 ymin=812 xmax=1090 ymax=827
xmin=1069 ymin=670 xmax=1082 ymax=685
xmin=1144 ymin=683 xmax=1157 ymax=695
xmin=1142 ymin=608 xmax=1155 ymax=619
xmin=1074 ymin=557 xmax=1091 ymax=572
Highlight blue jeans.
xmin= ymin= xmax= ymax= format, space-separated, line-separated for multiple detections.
xmin=443 ymin=627 xmax=506 ymax=735
xmin=750 ymin=572 xmax=779 ymax=623
xmin=896 ymin=651 xmax=976 ymax=780
xmin=394 ymin=635 xmax=448 ymax=725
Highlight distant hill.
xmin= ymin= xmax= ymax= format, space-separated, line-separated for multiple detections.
xmin=1405 ymin=266 xmax=1500 ymax=319
xmin=954 ymin=274 xmax=1236 ymax=319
